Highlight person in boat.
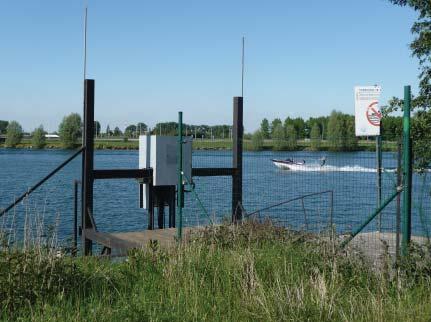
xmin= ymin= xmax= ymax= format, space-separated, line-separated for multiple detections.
xmin=320 ymin=156 xmax=326 ymax=167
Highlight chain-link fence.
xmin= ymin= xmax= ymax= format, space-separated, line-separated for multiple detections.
xmin=184 ymin=145 xmax=431 ymax=262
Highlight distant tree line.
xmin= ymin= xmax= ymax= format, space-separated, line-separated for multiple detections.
xmin=0 ymin=111 xmax=403 ymax=151
xmin=251 ymin=111 xmax=403 ymax=151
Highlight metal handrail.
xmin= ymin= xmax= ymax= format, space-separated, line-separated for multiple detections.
xmin=0 ymin=147 xmax=84 ymax=217
xmin=244 ymin=190 xmax=334 ymax=219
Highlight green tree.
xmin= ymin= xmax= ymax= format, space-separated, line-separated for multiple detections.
xmin=381 ymin=116 xmax=402 ymax=141
xmin=387 ymin=1 xmax=431 ymax=168
xmin=260 ymin=118 xmax=270 ymax=139
xmin=344 ymin=114 xmax=358 ymax=151
xmin=5 ymin=121 xmax=23 ymax=148
xmin=270 ymin=118 xmax=282 ymax=138
xmin=285 ymin=124 xmax=297 ymax=150
xmin=94 ymin=121 xmax=101 ymax=137
xmin=310 ymin=123 xmax=321 ymax=150
xmin=272 ymin=124 xmax=286 ymax=151
xmin=106 ymin=125 xmax=112 ymax=137
xmin=125 ymin=125 xmax=137 ymax=138
xmin=0 ymin=120 xmax=8 ymax=134
xmin=250 ymin=130 xmax=264 ymax=151
xmin=327 ymin=111 xmax=343 ymax=151
xmin=136 ymin=122 xmax=148 ymax=135
xmin=31 ymin=125 xmax=46 ymax=149
xmin=113 ymin=127 xmax=122 ymax=137
xmin=327 ymin=111 xmax=357 ymax=151
xmin=284 ymin=117 xmax=306 ymax=139
xmin=58 ymin=113 xmax=82 ymax=149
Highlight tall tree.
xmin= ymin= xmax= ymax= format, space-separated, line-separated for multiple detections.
xmin=272 ymin=124 xmax=286 ymax=151
xmin=136 ymin=122 xmax=148 ymax=135
xmin=310 ymin=123 xmax=321 ymax=150
xmin=250 ymin=130 xmax=264 ymax=151
xmin=270 ymin=118 xmax=282 ymax=138
xmin=381 ymin=116 xmax=402 ymax=141
xmin=58 ymin=113 xmax=81 ymax=149
xmin=94 ymin=121 xmax=101 ymax=137
xmin=284 ymin=117 xmax=306 ymax=138
xmin=387 ymin=0 xmax=431 ymax=168
xmin=106 ymin=125 xmax=112 ymax=136
xmin=327 ymin=111 xmax=357 ymax=151
xmin=113 ymin=127 xmax=122 ymax=137
xmin=31 ymin=125 xmax=46 ymax=149
xmin=260 ymin=118 xmax=270 ymax=139
xmin=285 ymin=124 xmax=298 ymax=150
xmin=5 ymin=121 xmax=23 ymax=148
xmin=125 ymin=125 xmax=137 ymax=138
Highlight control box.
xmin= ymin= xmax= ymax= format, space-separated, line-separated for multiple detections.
xmin=139 ymin=135 xmax=192 ymax=209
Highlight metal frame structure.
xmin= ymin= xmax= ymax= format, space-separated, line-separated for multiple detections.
xmin=80 ymin=79 xmax=244 ymax=255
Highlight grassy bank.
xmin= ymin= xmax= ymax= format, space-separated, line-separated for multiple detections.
xmin=6 ymin=138 xmax=399 ymax=152
xmin=1 ymin=222 xmax=431 ymax=321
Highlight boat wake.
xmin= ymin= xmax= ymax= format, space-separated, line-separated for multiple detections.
xmin=273 ymin=161 xmax=396 ymax=173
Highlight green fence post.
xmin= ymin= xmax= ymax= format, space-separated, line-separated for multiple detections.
xmin=401 ymin=85 xmax=412 ymax=257
xmin=376 ymin=135 xmax=382 ymax=231
xmin=177 ymin=111 xmax=183 ymax=240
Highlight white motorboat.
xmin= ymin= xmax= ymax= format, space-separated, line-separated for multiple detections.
xmin=271 ymin=158 xmax=307 ymax=170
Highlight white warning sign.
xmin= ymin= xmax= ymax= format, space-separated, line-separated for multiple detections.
xmin=354 ymin=86 xmax=382 ymax=136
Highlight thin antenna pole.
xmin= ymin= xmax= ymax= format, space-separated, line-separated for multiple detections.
xmin=83 ymin=6 xmax=88 ymax=82
xmin=241 ymin=36 xmax=245 ymax=97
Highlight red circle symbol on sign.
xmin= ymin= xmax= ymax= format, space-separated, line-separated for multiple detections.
xmin=366 ymin=101 xmax=381 ymax=127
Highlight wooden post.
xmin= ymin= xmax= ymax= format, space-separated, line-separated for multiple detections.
xmin=82 ymin=79 xmax=95 ymax=255
xmin=232 ymin=97 xmax=243 ymax=222
xmin=73 ymin=180 xmax=79 ymax=256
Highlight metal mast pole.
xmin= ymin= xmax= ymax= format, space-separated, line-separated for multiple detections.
xmin=401 ymin=85 xmax=412 ymax=257
xmin=177 ymin=112 xmax=184 ymax=240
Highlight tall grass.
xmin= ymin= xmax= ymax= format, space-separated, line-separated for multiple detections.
xmin=1 ymin=221 xmax=431 ymax=321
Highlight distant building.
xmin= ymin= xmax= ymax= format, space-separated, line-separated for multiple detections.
xmin=45 ymin=134 xmax=60 ymax=139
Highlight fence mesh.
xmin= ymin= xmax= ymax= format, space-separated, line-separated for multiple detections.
xmin=186 ymin=146 xmax=431 ymax=262
xmin=1 ymin=142 xmax=430 ymax=260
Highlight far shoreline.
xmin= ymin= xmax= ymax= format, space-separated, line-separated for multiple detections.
xmin=1 ymin=138 xmax=399 ymax=153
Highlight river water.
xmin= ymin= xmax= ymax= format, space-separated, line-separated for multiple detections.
xmin=0 ymin=148 xmax=430 ymax=244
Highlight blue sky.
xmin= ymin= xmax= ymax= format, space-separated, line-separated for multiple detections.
xmin=0 ymin=0 xmax=419 ymax=133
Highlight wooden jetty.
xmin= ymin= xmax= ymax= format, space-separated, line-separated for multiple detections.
xmin=85 ymin=227 xmax=201 ymax=255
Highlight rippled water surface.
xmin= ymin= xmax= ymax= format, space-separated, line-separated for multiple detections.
xmin=1 ymin=148 xmax=430 ymax=242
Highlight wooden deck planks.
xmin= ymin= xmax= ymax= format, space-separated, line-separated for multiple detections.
xmin=85 ymin=227 xmax=199 ymax=254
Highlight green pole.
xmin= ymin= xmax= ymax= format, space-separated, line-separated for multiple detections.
xmin=177 ymin=111 xmax=183 ymax=240
xmin=376 ymin=135 xmax=382 ymax=231
xmin=341 ymin=188 xmax=402 ymax=249
xmin=401 ymin=85 xmax=412 ymax=257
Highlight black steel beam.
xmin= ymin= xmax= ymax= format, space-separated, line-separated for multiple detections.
xmin=82 ymin=79 xmax=95 ymax=255
xmin=93 ymin=168 xmax=153 ymax=180
xmin=232 ymin=97 xmax=243 ymax=222
xmin=192 ymin=167 xmax=236 ymax=177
